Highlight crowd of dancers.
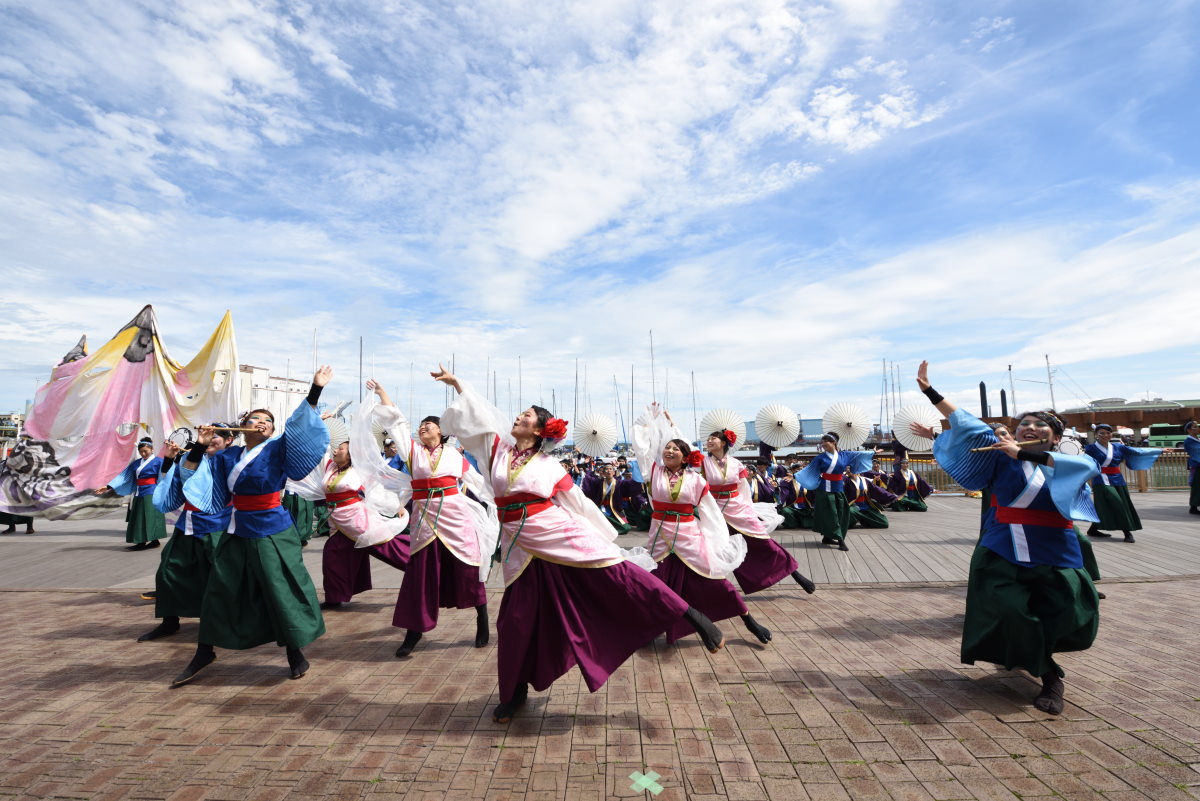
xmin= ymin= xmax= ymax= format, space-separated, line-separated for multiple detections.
xmin=85 ymin=362 xmax=1200 ymax=721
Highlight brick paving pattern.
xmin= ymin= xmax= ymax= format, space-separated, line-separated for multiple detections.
xmin=3 ymin=575 xmax=1199 ymax=800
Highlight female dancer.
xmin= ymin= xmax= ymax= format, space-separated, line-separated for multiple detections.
xmin=633 ymin=407 xmax=770 ymax=643
xmin=362 ymin=380 xmax=493 ymax=658
xmin=887 ymin=458 xmax=933 ymax=511
xmin=318 ymin=423 xmax=409 ymax=610
xmin=796 ymin=434 xmax=877 ymax=551
xmin=99 ymin=437 xmax=168 ymax=551
xmin=701 ymin=429 xmax=816 ymax=594
xmin=432 ymin=366 xmax=726 ymax=723
xmin=1083 ymin=424 xmax=1160 ymax=542
xmin=171 ymin=367 xmax=333 ymax=686
xmin=844 ymin=467 xmax=893 ymax=529
xmin=139 ymin=426 xmax=236 ymax=642
xmin=918 ymin=361 xmax=1099 ymax=715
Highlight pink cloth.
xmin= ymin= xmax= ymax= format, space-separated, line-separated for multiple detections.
xmin=645 ymin=464 xmax=726 ymax=579
xmin=406 ymin=444 xmax=482 ymax=565
xmin=702 ymin=454 xmax=769 ymax=538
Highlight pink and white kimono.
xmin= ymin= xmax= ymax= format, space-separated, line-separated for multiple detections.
xmin=440 ymin=384 xmax=690 ymax=704
xmin=701 ymin=453 xmax=798 ymax=594
xmin=317 ymin=458 xmax=409 ymax=604
xmin=632 ymin=407 xmax=748 ymax=642
xmin=366 ymin=402 xmax=496 ymax=633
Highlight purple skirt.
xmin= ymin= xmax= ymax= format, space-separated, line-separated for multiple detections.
xmin=653 ymin=553 xmax=747 ymax=644
xmin=732 ymin=534 xmax=799 ymax=595
xmin=322 ymin=531 xmax=410 ymax=604
xmin=392 ymin=537 xmax=488 ymax=631
xmin=496 ymin=558 xmax=689 ymax=702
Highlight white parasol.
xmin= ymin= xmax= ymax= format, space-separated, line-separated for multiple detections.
xmin=891 ymin=405 xmax=943 ymax=452
xmin=325 ymin=417 xmax=349 ymax=455
xmin=755 ymin=403 xmax=800 ymax=448
xmin=821 ymin=402 xmax=872 ymax=449
xmin=573 ymin=413 xmax=618 ymax=458
xmin=699 ymin=409 xmax=746 ymax=448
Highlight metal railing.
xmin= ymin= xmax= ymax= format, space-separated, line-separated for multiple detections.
xmin=875 ymin=451 xmax=1193 ymax=493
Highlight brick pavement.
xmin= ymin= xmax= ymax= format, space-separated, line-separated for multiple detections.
xmin=2 ymin=575 xmax=1200 ymax=800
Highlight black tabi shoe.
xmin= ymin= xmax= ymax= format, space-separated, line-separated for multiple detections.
xmin=1123 ymin=532 xmax=1135 ymax=543
xmin=1 ymin=527 xmax=15 ymax=535
xmin=792 ymin=571 xmax=817 ymax=594
xmin=683 ymin=607 xmax=725 ymax=653
xmin=475 ymin=607 xmax=490 ymax=648
xmin=1086 ymin=525 xmax=1111 ymax=538
xmin=319 ymin=601 xmax=344 ymax=610
xmin=492 ymin=683 xmax=528 ymax=723
xmin=126 ymin=542 xmax=149 ymax=551
xmin=171 ymin=649 xmax=216 ymax=688
xmin=395 ymin=630 xmax=422 ymax=658
xmin=1033 ymin=674 xmax=1065 ymax=715
xmin=1097 ymin=591 xmax=1107 ymax=599
xmin=820 ymin=536 xmax=835 ymax=544
xmin=286 ymin=647 xmax=309 ymax=679
xmin=1190 ymin=507 xmax=1200 ymax=516
xmin=838 ymin=541 xmax=849 ymax=551
xmin=741 ymin=614 xmax=772 ymax=644
xmin=137 ymin=618 xmax=180 ymax=642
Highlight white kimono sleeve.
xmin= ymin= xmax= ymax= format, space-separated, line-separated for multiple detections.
xmin=348 ymin=398 xmax=413 ymax=547
xmin=439 ymin=382 xmax=512 ymax=474
xmin=696 ymin=490 xmax=747 ymax=576
xmin=552 ymin=482 xmax=656 ymax=571
xmin=631 ymin=404 xmax=685 ymax=471
xmin=461 ymin=462 xmax=501 ymax=582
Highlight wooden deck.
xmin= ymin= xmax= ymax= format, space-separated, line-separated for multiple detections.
xmin=2 ymin=492 xmax=1198 ymax=590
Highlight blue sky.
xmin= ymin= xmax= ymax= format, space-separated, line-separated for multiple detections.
xmin=2 ymin=0 xmax=1199 ymax=438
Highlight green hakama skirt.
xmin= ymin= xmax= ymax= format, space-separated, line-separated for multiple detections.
xmin=849 ymin=505 xmax=889 ymax=529
xmin=812 ymin=490 xmax=851 ymax=543
xmin=891 ymin=496 xmax=928 ymax=512
xmin=961 ymin=546 xmax=1098 ymax=678
xmin=125 ymin=495 xmax=167 ymax=544
xmin=1092 ymin=484 xmax=1141 ymax=532
xmin=283 ymin=494 xmax=315 ymax=544
xmin=155 ymin=531 xmax=218 ymax=619
xmin=199 ymin=525 xmax=325 ymax=650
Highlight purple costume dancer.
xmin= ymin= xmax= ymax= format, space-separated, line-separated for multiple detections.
xmin=433 ymin=367 xmax=726 ymax=723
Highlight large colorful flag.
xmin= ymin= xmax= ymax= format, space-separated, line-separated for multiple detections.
xmin=0 ymin=306 xmax=239 ymax=519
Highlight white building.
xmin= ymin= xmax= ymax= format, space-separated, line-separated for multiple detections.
xmin=237 ymin=365 xmax=314 ymax=425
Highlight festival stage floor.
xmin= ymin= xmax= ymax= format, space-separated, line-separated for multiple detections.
xmin=1 ymin=493 xmax=1198 ymax=800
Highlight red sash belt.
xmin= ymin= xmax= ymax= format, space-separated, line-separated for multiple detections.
xmin=495 ymin=492 xmax=553 ymax=523
xmin=989 ymin=496 xmax=1070 ymax=528
xmin=820 ymin=473 xmax=843 ymax=482
xmin=136 ymin=477 xmax=157 ymax=486
xmin=325 ymin=489 xmax=362 ymax=508
xmin=232 ymin=491 xmax=282 ymax=511
xmin=183 ymin=502 xmax=201 ymax=512
xmin=709 ymin=482 xmax=738 ymax=498
xmin=1100 ymin=466 xmax=1122 ymax=475
xmin=412 ymin=476 xmax=460 ymax=500
xmin=651 ymin=500 xmax=696 ymax=523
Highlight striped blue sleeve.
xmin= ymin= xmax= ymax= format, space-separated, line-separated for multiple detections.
xmin=107 ymin=459 xmax=138 ymax=496
xmin=1045 ymin=453 xmax=1100 ymax=523
xmin=1121 ymin=446 xmax=1162 ymax=471
xmin=845 ymin=451 xmax=875 ymax=474
xmin=931 ymin=409 xmax=1001 ymax=491
xmin=796 ymin=455 xmax=824 ymax=491
xmin=181 ymin=451 xmax=232 ymax=515
xmin=282 ymin=400 xmax=330 ymax=481
xmin=152 ymin=462 xmax=185 ymax=513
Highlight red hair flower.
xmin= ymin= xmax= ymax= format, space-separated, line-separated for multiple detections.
xmin=687 ymin=450 xmax=704 ymax=468
xmin=541 ymin=418 xmax=568 ymax=441
xmin=724 ymin=429 xmax=738 ymax=445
